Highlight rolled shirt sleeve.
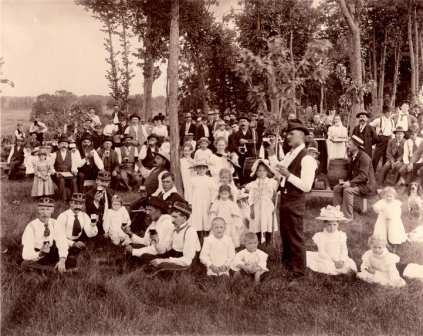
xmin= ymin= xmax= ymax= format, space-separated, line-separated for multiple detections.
xmin=167 ymin=228 xmax=200 ymax=267
xmin=286 ymin=155 xmax=317 ymax=192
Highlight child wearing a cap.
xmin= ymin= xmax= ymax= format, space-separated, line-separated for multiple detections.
xmin=306 ymin=205 xmax=357 ymax=275
xmin=54 ymin=193 xmax=98 ymax=272
xmin=103 ymin=195 xmax=132 ymax=246
xmin=21 ymin=198 xmax=57 ymax=264
xmin=31 ymin=148 xmax=55 ymax=198
xmin=194 ymin=137 xmax=213 ymax=162
xmin=245 ymin=159 xmax=278 ymax=245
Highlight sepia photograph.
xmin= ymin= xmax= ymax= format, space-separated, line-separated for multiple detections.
xmin=1 ymin=0 xmax=423 ymax=335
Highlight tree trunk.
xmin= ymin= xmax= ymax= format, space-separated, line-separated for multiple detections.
xmin=105 ymin=18 xmax=120 ymax=104
xmin=414 ymin=8 xmax=419 ymax=92
xmin=168 ymin=0 xmax=182 ymax=192
xmin=378 ymin=31 xmax=387 ymax=113
xmin=390 ymin=39 xmax=402 ymax=109
xmin=143 ymin=15 xmax=153 ymax=121
xmin=337 ymin=0 xmax=364 ymax=128
xmin=289 ymin=30 xmax=296 ymax=115
xmin=420 ymin=29 xmax=423 ymax=90
xmin=409 ymin=10 xmax=417 ymax=104
xmin=320 ymin=84 xmax=324 ymax=115
xmin=371 ymin=29 xmax=378 ymax=115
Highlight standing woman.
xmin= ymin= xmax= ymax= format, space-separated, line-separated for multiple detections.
xmin=208 ymin=137 xmax=235 ymax=183
xmin=326 ymin=115 xmax=348 ymax=162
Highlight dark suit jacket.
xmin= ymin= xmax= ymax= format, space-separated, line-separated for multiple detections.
xmin=195 ymin=124 xmax=212 ymax=141
xmin=157 ymin=191 xmax=185 ymax=207
xmin=85 ymin=186 xmax=113 ymax=233
xmin=180 ymin=122 xmax=196 ymax=144
xmin=386 ymin=138 xmax=405 ymax=162
xmin=352 ymin=124 xmax=377 ymax=158
xmin=232 ymin=128 xmax=257 ymax=157
xmin=97 ymin=148 xmax=120 ymax=173
xmin=349 ymin=150 xmax=376 ymax=195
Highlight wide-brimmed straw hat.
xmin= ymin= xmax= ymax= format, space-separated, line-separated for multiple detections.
xmin=249 ymin=158 xmax=276 ymax=177
xmin=316 ymin=205 xmax=348 ymax=221
xmin=191 ymin=159 xmax=209 ymax=169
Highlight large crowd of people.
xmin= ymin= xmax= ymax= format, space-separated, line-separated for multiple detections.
xmin=6 ymin=101 xmax=423 ymax=286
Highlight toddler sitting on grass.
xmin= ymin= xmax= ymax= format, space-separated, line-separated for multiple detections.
xmin=231 ymin=232 xmax=268 ymax=283
xmin=103 ymin=195 xmax=131 ymax=246
xmin=200 ymin=217 xmax=235 ymax=276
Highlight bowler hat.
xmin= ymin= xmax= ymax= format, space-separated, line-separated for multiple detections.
xmin=103 ymin=136 xmax=113 ymax=143
xmin=356 ymin=111 xmax=370 ymax=118
xmin=38 ymin=197 xmax=55 ymax=208
xmin=393 ymin=126 xmax=406 ymax=134
xmin=238 ymin=114 xmax=250 ymax=122
xmin=58 ymin=135 xmax=69 ymax=143
xmin=81 ymin=132 xmax=92 ymax=142
xmin=286 ymin=119 xmax=309 ymax=135
xmin=97 ymin=170 xmax=111 ymax=182
xmin=147 ymin=133 xmax=160 ymax=141
xmin=130 ymin=114 xmax=141 ymax=121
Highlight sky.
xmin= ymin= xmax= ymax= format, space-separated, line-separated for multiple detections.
xmin=0 ymin=0 xmax=240 ymax=97
xmin=1 ymin=0 xmax=319 ymax=98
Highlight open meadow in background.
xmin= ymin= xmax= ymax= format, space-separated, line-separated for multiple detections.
xmin=0 ymin=108 xmax=32 ymax=137
xmin=1 ymin=178 xmax=422 ymax=335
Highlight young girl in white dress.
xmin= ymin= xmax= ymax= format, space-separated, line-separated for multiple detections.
xmin=326 ymin=115 xmax=348 ymax=161
xmin=103 ymin=195 xmax=132 ymax=246
xmin=306 ymin=205 xmax=357 ymax=275
xmin=209 ymin=185 xmax=243 ymax=247
xmin=245 ymin=159 xmax=277 ymax=245
xmin=189 ymin=159 xmax=215 ymax=242
xmin=373 ymin=187 xmax=407 ymax=247
xmin=194 ymin=137 xmax=213 ymax=162
xmin=31 ymin=149 xmax=55 ymax=198
xmin=200 ymin=217 xmax=235 ymax=276
xmin=180 ymin=142 xmax=195 ymax=203
xmin=208 ymin=137 xmax=234 ymax=182
xmin=357 ymin=235 xmax=406 ymax=287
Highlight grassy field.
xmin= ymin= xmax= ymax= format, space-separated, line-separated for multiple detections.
xmin=1 ymin=179 xmax=423 ymax=335
xmin=0 ymin=108 xmax=32 ymax=137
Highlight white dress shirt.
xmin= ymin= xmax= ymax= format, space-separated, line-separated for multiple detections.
xmin=131 ymin=214 xmax=174 ymax=257
xmin=77 ymin=149 xmax=104 ymax=171
xmin=270 ymin=143 xmax=317 ymax=192
xmin=230 ymin=248 xmax=268 ymax=272
xmin=103 ymin=207 xmax=131 ymax=245
xmin=370 ymin=116 xmax=394 ymax=136
xmin=200 ymin=234 xmax=235 ymax=275
xmin=54 ymin=209 xmax=98 ymax=258
xmin=403 ymin=137 xmax=423 ymax=164
xmin=166 ymin=222 xmax=201 ymax=267
xmin=21 ymin=218 xmax=56 ymax=261
xmin=395 ymin=113 xmax=409 ymax=131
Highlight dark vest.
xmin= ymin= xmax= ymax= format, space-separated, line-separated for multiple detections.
xmin=11 ymin=145 xmax=24 ymax=162
xmin=54 ymin=150 xmax=72 ymax=172
xmin=280 ymin=148 xmax=308 ymax=197
xmin=142 ymin=146 xmax=156 ymax=169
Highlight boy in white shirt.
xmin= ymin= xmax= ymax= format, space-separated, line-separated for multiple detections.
xmin=103 ymin=195 xmax=131 ymax=246
xmin=231 ymin=232 xmax=269 ymax=283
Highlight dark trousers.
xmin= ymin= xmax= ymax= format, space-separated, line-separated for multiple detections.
xmin=279 ymin=194 xmax=306 ymax=276
xmin=372 ymin=136 xmax=390 ymax=170
xmin=52 ymin=175 xmax=78 ymax=201
xmin=8 ymin=160 xmax=25 ymax=180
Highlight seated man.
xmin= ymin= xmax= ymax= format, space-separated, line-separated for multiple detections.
xmin=7 ymin=138 xmax=25 ymax=180
xmin=115 ymin=134 xmax=139 ymax=191
xmin=97 ymin=136 xmax=120 ymax=187
xmin=150 ymin=201 xmax=200 ymax=270
xmin=51 ymin=135 xmax=78 ymax=201
xmin=77 ymin=133 xmax=104 ymax=191
xmin=85 ymin=170 xmax=113 ymax=235
xmin=399 ymin=130 xmax=423 ymax=184
xmin=379 ymin=127 xmax=405 ymax=185
xmin=333 ymin=135 xmax=376 ymax=221
xmin=144 ymin=148 xmax=170 ymax=195
xmin=21 ymin=197 xmax=57 ymax=268
xmin=138 ymin=134 xmax=161 ymax=179
xmin=54 ymin=193 xmax=98 ymax=272
xmin=410 ymin=137 xmax=423 ymax=185
xmin=125 ymin=197 xmax=174 ymax=264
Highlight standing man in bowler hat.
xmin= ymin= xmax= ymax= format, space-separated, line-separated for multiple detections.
xmin=352 ymin=111 xmax=377 ymax=159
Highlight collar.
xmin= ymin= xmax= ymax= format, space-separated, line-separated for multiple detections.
xmin=288 ymin=143 xmax=305 ymax=156
xmin=174 ymin=221 xmax=189 ymax=233
xmin=163 ymin=186 xmax=178 ymax=200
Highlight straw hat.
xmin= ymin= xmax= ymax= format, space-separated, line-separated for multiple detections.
xmin=249 ymin=158 xmax=275 ymax=177
xmin=316 ymin=205 xmax=348 ymax=221
xmin=191 ymin=159 xmax=209 ymax=169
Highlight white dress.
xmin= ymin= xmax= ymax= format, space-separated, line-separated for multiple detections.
xmin=152 ymin=125 xmax=168 ymax=138
xmin=230 ymin=248 xmax=268 ymax=273
xmin=373 ymin=199 xmax=407 ymax=245
xmin=180 ymin=157 xmax=195 ymax=203
xmin=246 ymin=177 xmax=277 ymax=233
xmin=209 ymin=199 xmax=243 ymax=247
xmin=306 ymin=230 xmax=357 ymax=275
xmin=103 ymin=207 xmax=131 ymax=245
xmin=357 ymin=249 xmax=406 ymax=287
xmin=408 ymin=225 xmax=423 ymax=242
xmin=194 ymin=148 xmax=213 ymax=162
xmin=326 ymin=125 xmax=347 ymax=160
xmin=189 ymin=175 xmax=215 ymax=231
xmin=208 ymin=153 xmax=234 ymax=183
xmin=200 ymin=234 xmax=235 ymax=276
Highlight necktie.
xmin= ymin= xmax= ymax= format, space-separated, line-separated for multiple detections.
xmin=43 ymin=223 xmax=50 ymax=237
xmin=72 ymin=214 xmax=82 ymax=237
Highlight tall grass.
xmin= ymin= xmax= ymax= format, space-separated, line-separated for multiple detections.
xmin=1 ymin=180 xmax=423 ymax=335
